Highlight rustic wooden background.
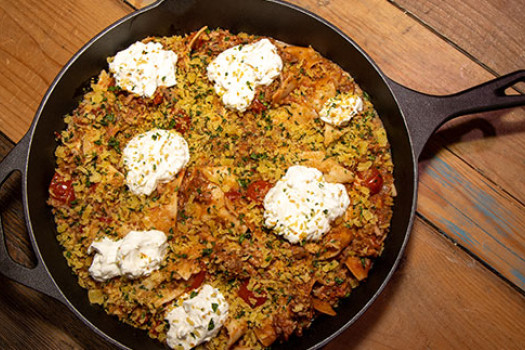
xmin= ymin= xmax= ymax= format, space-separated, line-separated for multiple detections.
xmin=0 ymin=0 xmax=524 ymax=349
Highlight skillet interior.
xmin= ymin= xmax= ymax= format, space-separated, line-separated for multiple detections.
xmin=24 ymin=0 xmax=417 ymax=348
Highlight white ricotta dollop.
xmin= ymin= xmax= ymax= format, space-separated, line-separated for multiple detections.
xmin=123 ymin=129 xmax=190 ymax=196
xmin=87 ymin=237 xmax=121 ymax=282
xmin=263 ymin=165 xmax=350 ymax=244
xmin=319 ymin=93 xmax=364 ymax=127
xmin=109 ymin=41 xmax=178 ymax=97
xmin=117 ymin=230 xmax=168 ymax=279
xmin=207 ymin=38 xmax=283 ymax=112
xmin=88 ymin=230 xmax=168 ymax=282
xmin=165 ymin=284 xmax=229 ymax=350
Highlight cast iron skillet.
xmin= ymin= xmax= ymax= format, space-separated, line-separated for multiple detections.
xmin=0 ymin=0 xmax=524 ymax=349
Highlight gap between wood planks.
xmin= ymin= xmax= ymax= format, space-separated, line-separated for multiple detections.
xmin=439 ymin=141 xmax=525 ymax=208
xmin=416 ymin=212 xmax=525 ymax=297
xmin=387 ymin=0 xmax=502 ymax=81
xmin=390 ymin=0 xmax=525 ymax=83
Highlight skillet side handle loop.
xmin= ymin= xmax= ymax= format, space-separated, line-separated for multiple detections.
xmin=0 ymin=133 xmax=65 ymax=302
xmin=386 ymin=70 xmax=525 ymax=158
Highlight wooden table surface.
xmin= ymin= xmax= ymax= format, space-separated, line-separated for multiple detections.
xmin=1 ymin=0 xmax=524 ymax=349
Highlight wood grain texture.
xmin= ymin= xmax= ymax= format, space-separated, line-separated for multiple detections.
xmin=418 ymin=143 xmax=525 ymax=289
xmin=428 ymin=107 xmax=525 ymax=206
xmin=0 ymin=273 xmax=114 ymax=350
xmin=285 ymin=0 xmax=525 ymax=289
xmin=0 ymin=0 xmax=132 ymax=143
xmin=125 ymin=0 xmax=156 ymax=9
xmin=392 ymin=0 xmax=525 ymax=75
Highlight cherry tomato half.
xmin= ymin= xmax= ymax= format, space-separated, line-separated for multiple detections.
xmin=174 ymin=111 xmax=191 ymax=135
xmin=49 ymin=173 xmax=75 ymax=205
xmin=246 ymin=180 xmax=272 ymax=204
xmin=238 ymin=279 xmax=267 ymax=308
xmin=185 ymin=269 xmax=206 ymax=292
xmin=249 ymin=98 xmax=267 ymax=114
xmin=225 ymin=189 xmax=243 ymax=202
xmin=360 ymin=168 xmax=383 ymax=196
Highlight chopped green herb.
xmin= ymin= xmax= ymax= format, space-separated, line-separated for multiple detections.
xmin=108 ymin=137 xmax=121 ymax=154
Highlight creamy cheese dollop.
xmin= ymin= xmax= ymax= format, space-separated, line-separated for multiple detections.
xmin=123 ymin=129 xmax=190 ymax=196
xmin=207 ymin=38 xmax=283 ymax=112
xmin=165 ymin=284 xmax=229 ymax=350
xmin=87 ymin=237 xmax=121 ymax=282
xmin=117 ymin=230 xmax=168 ymax=279
xmin=319 ymin=93 xmax=364 ymax=127
xmin=88 ymin=230 xmax=168 ymax=282
xmin=263 ymin=165 xmax=350 ymax=244
xmin=109 ymin=41 xmax=178 ymax=97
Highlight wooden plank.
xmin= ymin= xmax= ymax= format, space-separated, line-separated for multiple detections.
xmin=418 ymin=143 xmax=525 ymax=289
xmin=392 ymin=0 xmax=525 ymax=76
xmin=0 ymin=275 xmax=114 ymax=350
xmin=429 ymin=108 xmax=525 ymax=207
xmin=125 ymin=0 xmax=156 ymax=9
xmin=0 ymin=0 xmax=132 ymax=143
xmin=285 ymin=0 xmax=525 ymax=288
xmin=326 ymin=218 xmax=525 ymax=350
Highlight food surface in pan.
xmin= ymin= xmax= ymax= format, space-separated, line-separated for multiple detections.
xmin=48 ymin=27 xmax=395 ymax=350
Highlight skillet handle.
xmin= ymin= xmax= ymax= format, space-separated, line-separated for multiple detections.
xmin=0 ymin=133 xmax=65 ymax=302
xmin=387 ymin=70 xmax=525 ymax=157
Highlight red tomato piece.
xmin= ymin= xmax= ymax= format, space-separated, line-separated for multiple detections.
xmin=97 ymin=216 xmax=113 ymax=223
xmin=238 ymin=279 xmax=267 ymax=308
xmin=246 ymin=180 xmax=272 ymax=204
xmin=89 ymin=182 xmax=99 ymax=192
xmin=185 ymin=269 xmax=206 ymax=292
xmin=49 ymin=173 xmax=75 ymax=205
xmin=152 ymin=92 xmax=163 ymax=105
xmin=360 ymin=168 xmax=383 ymax=195
xmin=225 ymin=189 xmax=242 ymax=202
xmin=250 ymin=98 xmax=267 ymax=114
xmin=174 ymin=111 xmax=191 ymax=134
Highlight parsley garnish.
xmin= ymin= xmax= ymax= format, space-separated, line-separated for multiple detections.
xmin=108 ymin=137 xmax=121 ymax=154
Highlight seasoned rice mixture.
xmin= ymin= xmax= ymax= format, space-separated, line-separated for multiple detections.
xmin=48 ymin=28 xmax=395 ymax=349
